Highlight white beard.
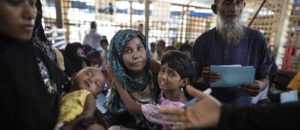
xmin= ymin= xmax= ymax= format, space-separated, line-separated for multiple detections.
xmin=216 ymin=16 xmax=245 ymax=44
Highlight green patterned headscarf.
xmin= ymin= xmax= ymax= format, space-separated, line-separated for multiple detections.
xmin=103 ymin=29 xmax=158 ymax=129
xmin=108 ymin=29 xmax=151 ymax=91
xmin=104 ymin=29 xmax=157 ymax=112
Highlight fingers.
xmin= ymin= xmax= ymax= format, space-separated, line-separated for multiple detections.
xmin=107 ymin=67 xmax=117 ymax=81
xmin=159 ymin=106 xmax=185 ymax=115
xmin=202 ymin=67 xmax=221 ymax=83
xmin=159 ymin=106 xmax=188 ymax=123
xmin=203 ymin=73 xmax=221 ymax=82
xmin=186 ymin=85 xmax=209 ymax=100
xmin=240 ymin=84 xmax=260 ymax=90
xmin=162 ymin=114 xmax=189 ymax=123
xmin=171 ymin=122 xmax=194 ymax=130
xmin=239 ymin=84 xmax=260 ymax=96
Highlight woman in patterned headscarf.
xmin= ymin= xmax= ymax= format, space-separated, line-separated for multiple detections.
xmin=64 ymin=42 xmax=89 ymax=77
xmin=32 ymin=0 xmax=56 ymax=61
xmin=98 ymin=29 xmax=160 ymax=129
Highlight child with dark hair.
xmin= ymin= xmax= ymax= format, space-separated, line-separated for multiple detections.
xmin=112 ymin=51 xmax=196 ymax=128
xmin=98 ymin=38 xmax=110 ymax=92
xmin=100 ymin=39 xmax=108 ymax=48
xmin=87 ymin=51 xmax=102 ymax=68
xmin=99 ymin=38 xmax=109 ymax=69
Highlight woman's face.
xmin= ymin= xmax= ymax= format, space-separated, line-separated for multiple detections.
xmin=0 ymin=0 xmax=37 ymax=41
xmin=122 ymin=37 xmax=147 ymax=75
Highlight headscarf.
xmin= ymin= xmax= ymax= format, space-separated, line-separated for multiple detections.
xmin=64 ymin=43 xmax=87 ymax=77
xmin=109 ymin=29 xmax=151 ymax=91
xmin=32 ymin=0 xmax=56 ymax=61
xmin=103 ymin=30 xmax=158 ymax=129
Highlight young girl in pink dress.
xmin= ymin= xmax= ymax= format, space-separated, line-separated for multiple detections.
xmin=111 ymin=51 xmax=196 ymax=129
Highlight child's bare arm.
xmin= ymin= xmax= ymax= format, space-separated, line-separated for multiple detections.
xmin=74 ymin=94 xmax=96 ymax=121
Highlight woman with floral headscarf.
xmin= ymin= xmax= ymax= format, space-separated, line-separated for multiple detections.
xmin=97 ymin=29 xmax=160 ymax=129
xmin=64 ymin=42 xmax=89 ymax=77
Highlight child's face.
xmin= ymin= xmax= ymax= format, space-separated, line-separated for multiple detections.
xmin=158 ymin=63 xmax=186 ymax=91
xmin=101 ymin=42 xmax=108 ymax=50
xmin=122 ymin=37 xmax=147 ymax=74
xmin=156 ymin=42 xmax=165 ymax=52
xmin=74 ymin=68 xmax=105 ymax=96
xmin=0 ymin=0 xmax=37 ymax=41
xmin=76 ymin=48 xmax=86 ymax=58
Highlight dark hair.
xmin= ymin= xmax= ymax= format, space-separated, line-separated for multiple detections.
xmin=87 ymin=51 xmax=102 ymax=66
xmin=91 ymin=21 xmax=97 ymax=29
xmin=150 ymin=42 xmax=155 ymax=46
xmin=161 ymin=51 xmax=196 ymax=82
xmin=65 ymin=42 xmax=84 ymax=60
xmin=100 ymin=39 xmax=108 ymax=46
xmin=179 ymin=43 xmax=192 ymax=54
xmin=157 ymin=40 xmax=166 ymax=47
xmin=165 ymin=46 xmax=176 ymax=52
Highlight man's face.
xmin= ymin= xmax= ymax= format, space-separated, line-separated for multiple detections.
xmin=215 ymin=0 xmax=245 ymax=23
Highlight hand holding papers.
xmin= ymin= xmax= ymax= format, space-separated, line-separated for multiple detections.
xmin=210 ymin=65 xmax=255 ymax=87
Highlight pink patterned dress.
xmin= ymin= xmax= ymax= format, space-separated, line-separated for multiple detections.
xmin=141 ymin=91 xmax=185 ymax=125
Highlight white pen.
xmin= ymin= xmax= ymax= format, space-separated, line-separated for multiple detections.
xmin=181 ymin=88 xmax=212 ymax=109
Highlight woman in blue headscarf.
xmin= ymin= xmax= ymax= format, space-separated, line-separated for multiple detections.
xmin=98 ymin=29 xmax=160 ymax=129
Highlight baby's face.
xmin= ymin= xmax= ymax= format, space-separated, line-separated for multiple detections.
xmin=74 ymin=67 xmax=105 ymax=96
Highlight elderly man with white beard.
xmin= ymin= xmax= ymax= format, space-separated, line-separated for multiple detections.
xmin=193 ymin=0 xmax=272 ymax=106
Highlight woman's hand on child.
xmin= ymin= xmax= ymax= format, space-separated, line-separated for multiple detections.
xmin=107 ymin=66 xmax=117 ymax=82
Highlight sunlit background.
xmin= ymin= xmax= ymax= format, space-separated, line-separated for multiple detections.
xmin=41 ymin=0 xmax=300 ymax=71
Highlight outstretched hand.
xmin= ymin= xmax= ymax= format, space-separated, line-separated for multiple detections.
xmin=159 ymin=85 xmax=222 ymax=129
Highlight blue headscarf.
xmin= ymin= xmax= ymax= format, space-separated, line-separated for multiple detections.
xmin=109 ymin=29 xmax=151 ymax=91
xmin=103 ymin=29 xmax=158 ymax=129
